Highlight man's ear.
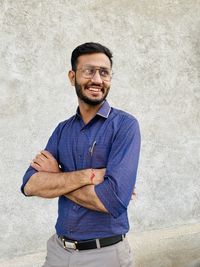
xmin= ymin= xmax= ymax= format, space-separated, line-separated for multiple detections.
xmin=68 ymin=70 xmax=75 ymax=86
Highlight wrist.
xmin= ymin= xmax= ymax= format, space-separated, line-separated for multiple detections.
xmin=90 ymin=169 xmax=95 ymax=184
xmin=81 ymin=169 xmax=96 ymax=185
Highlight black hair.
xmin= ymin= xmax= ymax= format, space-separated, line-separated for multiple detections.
xmin=71 ymin=42 xmax=113 ymax=71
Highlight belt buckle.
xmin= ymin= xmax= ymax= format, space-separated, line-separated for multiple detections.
xmin=62 ymin=239 xmax=77 ymax=250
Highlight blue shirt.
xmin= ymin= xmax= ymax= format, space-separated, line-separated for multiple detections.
xmin=21 ymin=100 xmax=141 ymax=240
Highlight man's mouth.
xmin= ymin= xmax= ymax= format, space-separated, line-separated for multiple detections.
xmin=86 ymin=86 xmax=103 ymax=92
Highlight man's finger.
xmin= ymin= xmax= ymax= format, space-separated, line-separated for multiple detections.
xmin=31 ymin=161 xmax=42 ymax=171
xmin=36 ymin=153 xmax=47 ymax=161
xmin=32 ymin=157 xmax=44 ymax=166
xmin=40 ymin=150 xmax=54 ymax=159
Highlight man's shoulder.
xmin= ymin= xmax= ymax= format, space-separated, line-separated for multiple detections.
xmin=52 ymin=114 xmax=76 ymax=135
xmin=109 ymin=107 xmax=140 ymax=138
xmin=110 ymin=107 xmax=139 ymax=125
xmin=57 ymin=114 xmax=76 ymax=127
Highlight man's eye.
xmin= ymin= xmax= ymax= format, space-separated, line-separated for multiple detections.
xmin=100 ymin=69 xmax=109 ymax=77
xmin=84 ymin=68 xmax=94 ymax=75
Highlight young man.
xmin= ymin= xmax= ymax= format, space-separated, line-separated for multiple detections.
xmin=21 ymin=42 xmax=141 ymax=267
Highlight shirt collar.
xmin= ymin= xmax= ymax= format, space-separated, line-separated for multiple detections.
xmin=96 ymin=100 xmax=111 ymax=118
xmin=76 ymin=100 xmax=111 ymax=119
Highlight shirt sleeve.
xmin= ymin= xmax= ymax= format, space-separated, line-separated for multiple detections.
xmin=95 ymin=117 xmax=141 ymax=218
xmin=21 ymin=123 xmax=61 ymax=196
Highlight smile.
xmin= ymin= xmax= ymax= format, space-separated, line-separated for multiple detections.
xmin=87 ymin=87 xmax=102 ymax=92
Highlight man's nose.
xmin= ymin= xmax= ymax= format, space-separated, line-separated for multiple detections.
xmin=91 ymin=70 xmax=103 ymax=83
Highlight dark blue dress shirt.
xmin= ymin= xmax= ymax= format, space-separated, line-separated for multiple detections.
xmin=21 ymin=100 xmax=141 ymax=240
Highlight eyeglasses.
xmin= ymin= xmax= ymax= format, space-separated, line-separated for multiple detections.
xmin=76 ymin=65 xmax=112 ymax=81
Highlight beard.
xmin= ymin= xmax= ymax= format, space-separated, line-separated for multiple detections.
xmin=75 ymin=79 xmax=110 ymax=106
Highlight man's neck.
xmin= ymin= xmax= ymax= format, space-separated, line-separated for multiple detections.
xmin=78 ymin=100 xmax=103 ymax=125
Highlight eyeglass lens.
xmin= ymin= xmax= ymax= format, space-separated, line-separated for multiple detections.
xmin=80 ymin=66 xmax=112 ymax=81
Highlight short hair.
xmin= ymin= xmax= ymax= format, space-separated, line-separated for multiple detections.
xmin=71 ymin=42 xmax=113 ymax=71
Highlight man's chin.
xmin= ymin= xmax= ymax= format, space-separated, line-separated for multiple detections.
xmin=81 ymin=97 xmax=105 ymax=106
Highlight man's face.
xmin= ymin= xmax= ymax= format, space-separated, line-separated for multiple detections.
xmin=69 ymin=53 xmax=112 ymax=106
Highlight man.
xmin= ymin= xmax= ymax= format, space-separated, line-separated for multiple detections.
xmin=21 ymin=42 xmax=141 ymax=267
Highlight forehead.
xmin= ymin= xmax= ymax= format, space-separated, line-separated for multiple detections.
xmin=76 ymin=53 xmax=111 ymax=69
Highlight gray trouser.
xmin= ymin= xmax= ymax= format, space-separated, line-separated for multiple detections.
xmin=42 ymin=234 xmax=134 ymax=267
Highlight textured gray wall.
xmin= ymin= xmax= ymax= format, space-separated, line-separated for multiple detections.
xmin=0 ymin=0 xmax=199 ymax=260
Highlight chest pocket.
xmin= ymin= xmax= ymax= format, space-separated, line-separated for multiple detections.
xmin=91 ymin=145 xmax=110 ymax=168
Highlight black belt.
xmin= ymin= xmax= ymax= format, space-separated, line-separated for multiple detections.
xmin=59 ymin=234 xmax=125 ymax=251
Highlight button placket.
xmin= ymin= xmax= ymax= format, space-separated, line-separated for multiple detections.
xmin=76 ymin=128 xmax=89 ymax=169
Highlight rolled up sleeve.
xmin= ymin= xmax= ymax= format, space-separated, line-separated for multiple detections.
xmin=95 ymin=118 xmax=141 ymax=218
xmin=21 ymin=123 xmax=61 ymax=195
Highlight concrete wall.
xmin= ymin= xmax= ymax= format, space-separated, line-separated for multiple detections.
xmin=0 ymin=0 xmax=199 ymax=262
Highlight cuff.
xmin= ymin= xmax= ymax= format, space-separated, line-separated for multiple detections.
xmin=95 ymin=178 xmax=127 ymax=218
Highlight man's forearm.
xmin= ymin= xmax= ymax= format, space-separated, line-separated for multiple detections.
xmin=65 ymin=185 xmax=108 ymax=213
xmin=24 ymin=169 xmax=93 ymax=198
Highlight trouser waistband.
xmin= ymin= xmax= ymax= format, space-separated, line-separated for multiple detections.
xmin=59 ymin=234 xmax=126 ymax=251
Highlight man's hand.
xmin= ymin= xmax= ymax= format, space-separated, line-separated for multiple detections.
xmin=31 ymin=150 xmax=61 ymax=173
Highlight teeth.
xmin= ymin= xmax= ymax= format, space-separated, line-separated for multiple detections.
xmin=88 ymin=88 xmax=101 ymax=92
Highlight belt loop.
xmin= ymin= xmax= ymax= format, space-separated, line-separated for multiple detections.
xmin=96 ymin=239 xmax=101 ymax=249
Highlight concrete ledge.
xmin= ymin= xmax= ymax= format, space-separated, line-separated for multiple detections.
xmin=1 ymin=223 xmax=200 ymax=267
xmin=130 ymin=223 xmax=200 ymax=267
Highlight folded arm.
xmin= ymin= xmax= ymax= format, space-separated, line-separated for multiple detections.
xmin=23 ymin=151 xmax=96 ymax=198
xmin=24 ymin=169 xmax=94 ymax=198
xmin=27 ymin=150 xmax=136 ymax=214
xmin=65 ymin=185 xmax=108 ymax=213
xmin=25 ymin=150 xmax=107 ymax=212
